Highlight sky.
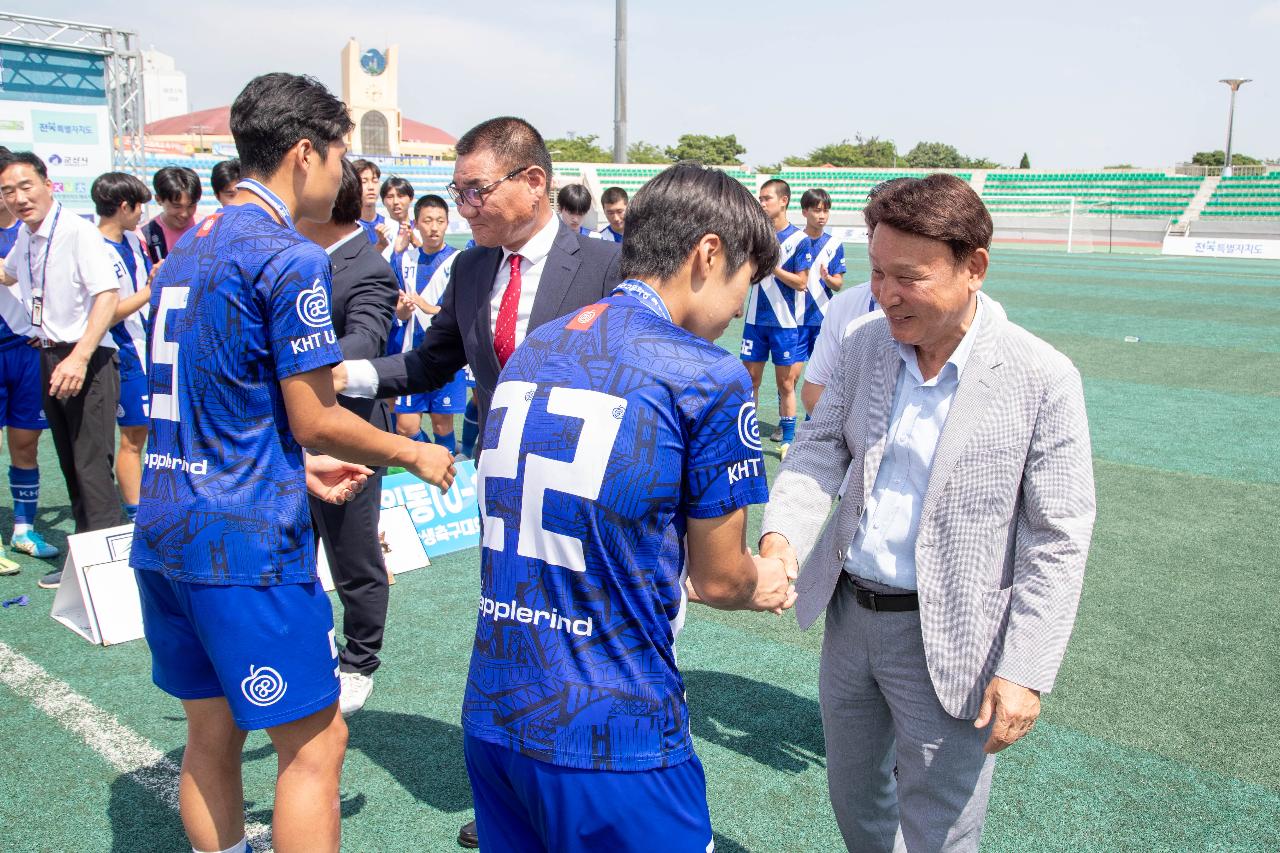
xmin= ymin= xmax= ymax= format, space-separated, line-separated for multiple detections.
xmin=22 ymin=0 xmax=1280 ymax=169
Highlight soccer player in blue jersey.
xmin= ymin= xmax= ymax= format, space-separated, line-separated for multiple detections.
xmin=793 ymin=187 xmax=846 ymax=376
xmin=741 ymin=178 xmax=809 ymax=458
xmin=92 ymin=172 xmax=155 ymax=522
xmin=591 ymin=185 xmax=627 ymax=241
xmin=352 ymin=158 xmax=387 ymax=250
xmin=556 ymin=182 xmax=594 ymax=236
xmin=464 ymin=163 xmax=798 ymax=852
xmin=129 ymin=73 xmax=456 ymax=853
xmin=387 ymin=194 xmax=465 ymax=452
xmin=210 ymin=159 xmax=241 ymax=208
xmin=0 ymin=147 xmax=54 ymax=569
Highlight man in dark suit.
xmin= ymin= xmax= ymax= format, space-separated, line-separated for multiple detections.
xmin=297 ymin=160 xmax=399 ymax=718
xmin=334 ymin=116 xmax=621 ymax=445
xmin=333 ymin=117 xmax=621 ymax=849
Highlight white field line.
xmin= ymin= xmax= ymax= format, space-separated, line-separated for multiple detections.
xmin=0 ymin=640 xmax=272 ymax=851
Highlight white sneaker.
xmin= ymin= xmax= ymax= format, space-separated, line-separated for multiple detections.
xmin=338 ymin=671 xmax=373 ymax=717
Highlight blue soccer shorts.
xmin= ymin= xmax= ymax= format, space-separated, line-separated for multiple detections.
xmin=464 ymin=735 xmax=714 ymax=853
xmin=135 ymin=569 xmax=339 ymax=730
xmin=740 ymin=323 xmax=805 ymax=366
xmin=116 ymin=364 xmax=149 ymax=427
xmin=397 ymin=369 xmax=467 ymax=415
xmin=0 ymin=342 xmax=47 ymax=430
xmin=800 ymin=326 xmax=824 ymax=359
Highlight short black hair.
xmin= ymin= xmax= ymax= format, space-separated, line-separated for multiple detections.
xmin=351 ymin=159 xmax=380 ymax=181
xmin=760 ymin=177 xmax=790 ymax=205
xmin=620 ymin=163 xmax=778 ymax=285
xmin=210 ymin=159 xmax=241 ymax=196
xmin=601 ymin=186 xmax=628 ymax=206
xmin=380 ymin=176 xmax=414 ymax=200
xmin=557 ymin=183 xmax=592 ymax=215
xmin=414 ymin=194 xmax=449 ymax=218
xmin=455 ymin=117 xmax=553 ymax=184
xmin=800 ymin=187 xmax=831 ymax=210
xmin=153 ymin=166 xmax=202 ymax=204
xmin=331 ymin=158 xmax=362 ymax=226
xmin=230 ymin=73 xmax=354 ymax=180
xmin=0 ymin=151 xmax=48 ymax=181
xmin=91 ymin=172 xmax=152 ymax=218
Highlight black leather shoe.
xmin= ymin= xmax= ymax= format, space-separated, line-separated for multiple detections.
xmin=457 ymin=819 xmax=479 ymax=848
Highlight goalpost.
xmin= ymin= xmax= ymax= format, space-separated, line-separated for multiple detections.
xmin=982 ymin=195 xmax=1110 ymax=253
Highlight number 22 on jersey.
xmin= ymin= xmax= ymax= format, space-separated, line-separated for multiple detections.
xmin=477 ymin=380 xmax=626 ymax=573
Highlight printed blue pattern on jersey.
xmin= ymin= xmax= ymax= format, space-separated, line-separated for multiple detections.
xmin=744 ymin=224 xmax=804 ymax=328
xmin=463 ymin=293 xmax=769 ymax=771
xmin=795 ymin=231 xmax=846 ymax=327
xmin=129 ymin=204 xmax=344 ymax=586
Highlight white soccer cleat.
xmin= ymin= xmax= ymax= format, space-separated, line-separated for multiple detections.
xmin=338 ymin=671 xmax=374 ymax=718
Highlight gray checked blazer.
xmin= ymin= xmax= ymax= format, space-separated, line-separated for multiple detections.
xmin=761 ymin=293 xmax=1096 ymax=719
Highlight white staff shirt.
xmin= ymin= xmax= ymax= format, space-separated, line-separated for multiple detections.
xmin=3 ymin=201 xmax=119 ymax=346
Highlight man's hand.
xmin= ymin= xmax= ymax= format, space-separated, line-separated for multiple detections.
xmin=49 ymin=355 xmax=88 ymax=400
xmin=394 ymin=291 xmax=415 ymax=322
xmin=749 ymin=554 xmax=798 ymax=614
xmin=331 ymin=362 xmax=348 ymax=394
xmin=406 ymin=442 xmax=456 ymax=492
xmin=974 ymin=676 xmax=1041 ymax=754
xmin=305 ymin=455 xmax=373 ymax=504
xmin=758 ymin=532 xmax=799 ymax=579
xmin=393 ymin=221 xmax=413 ymax=255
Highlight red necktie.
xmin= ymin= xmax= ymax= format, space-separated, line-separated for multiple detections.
xmin=494 ymin=253 xmax=523 ymax=367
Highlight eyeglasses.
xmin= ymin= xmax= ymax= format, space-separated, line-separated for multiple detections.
xmin=446 ymin=166 xmax=531 ymax=209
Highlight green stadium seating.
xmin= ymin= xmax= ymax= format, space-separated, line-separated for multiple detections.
xmin=982 ymin=171 xmax=1199 ymax=218
xmin=1200 ymin=174 xmax=1280 ymax=219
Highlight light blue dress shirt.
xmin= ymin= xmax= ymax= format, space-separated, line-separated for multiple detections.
xmin=844 ymin=297 xmax=985 ymax=590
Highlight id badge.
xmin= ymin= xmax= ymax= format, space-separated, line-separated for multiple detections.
xmin=30 ymin=296 xmax=42 ymax=328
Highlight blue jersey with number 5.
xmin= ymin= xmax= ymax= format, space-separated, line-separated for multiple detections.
xmin=463 ymin=293 xmax=769 ymax=771
xmin=129 ymin=204 xmax=344 ymax=586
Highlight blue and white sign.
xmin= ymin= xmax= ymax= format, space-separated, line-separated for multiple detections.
xmin=380 ymin=461 xmax=481 ymax=557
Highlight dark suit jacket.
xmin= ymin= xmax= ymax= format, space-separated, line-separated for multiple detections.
xmin=370 ymin=218 xmax=622 ymax=434
xmin=329 ymin=230 xmax=398 ymax=432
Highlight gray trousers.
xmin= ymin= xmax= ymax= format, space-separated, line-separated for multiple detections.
xmin=820 ymin=574 xmax=996 ymax=853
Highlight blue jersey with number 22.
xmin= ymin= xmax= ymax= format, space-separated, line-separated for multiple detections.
xmin=129 ymin=203 xmax=344 ymax=586
xmin=463 ymin=290 xmax=769 ymax=772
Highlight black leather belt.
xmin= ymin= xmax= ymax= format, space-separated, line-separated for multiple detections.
xmin=844 ymin=574 xmax=919 ymax=612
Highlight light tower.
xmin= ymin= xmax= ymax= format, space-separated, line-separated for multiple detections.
xmin=613 ymin=0 xmax=627 ymax=163
xmin=1218 ymin=78 xmax=1251 ymax=177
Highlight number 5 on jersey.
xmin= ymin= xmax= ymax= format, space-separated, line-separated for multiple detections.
xmin=150 ymin=286 xmax=189 ymax=422
xmin=478 ymin=380 xmax=626 ymax=573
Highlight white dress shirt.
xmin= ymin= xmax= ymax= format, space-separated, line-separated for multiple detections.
xmin=2 ymin=201 xmax=119 ymax=346
xmin=488 ymin=213 xmax=558 ymax=350
xmin=342 ymin=213 xmax=560 ymax=398
xmin=844 ymin=296 xmax=986 ymax=590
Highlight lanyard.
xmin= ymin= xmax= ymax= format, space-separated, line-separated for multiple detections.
xmin=612 ymin=279 xmax=671 ymax=322
xmin=235 ymin=179 xmax=293 ymax=230
xmin=27 ymin=204 xmax=61 ymax=301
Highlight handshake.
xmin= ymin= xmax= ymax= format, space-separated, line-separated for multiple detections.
xmin=686 ymin=532 xmax=799 ymax=615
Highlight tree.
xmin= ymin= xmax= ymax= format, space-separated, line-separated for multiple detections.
xmin=755 ymin=162 xmax=782 ymax=174
xmin=782 ymin=134 xmax=898 ymax=168
xmin=664 ymin=134 xmax=747 ymax=165
xmin=904 ymin=141 xmax=967 ymax=169
xmin=545 ymin=134 xmax=611 ymax=163
xmin=626 ymin=140 xmax=670 ymax=164
xmin=1191 ymin=149 xmax=1262 ymax=166
xmin=1019 ymin=152 xmax=1031 ymax=169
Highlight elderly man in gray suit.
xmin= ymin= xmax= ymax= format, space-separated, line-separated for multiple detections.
xmin=760 ymin=174 xmax=1096 ymax=852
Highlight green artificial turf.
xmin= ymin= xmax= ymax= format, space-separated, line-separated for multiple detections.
xmin=1 ymin=247 xmax=1278 ymax=851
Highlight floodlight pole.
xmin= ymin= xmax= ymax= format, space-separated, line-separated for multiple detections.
xmin=613 ymin=0 xmax=627 ymax=163
xmin=1219 ymin=78 xmax=1251 ymax=177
